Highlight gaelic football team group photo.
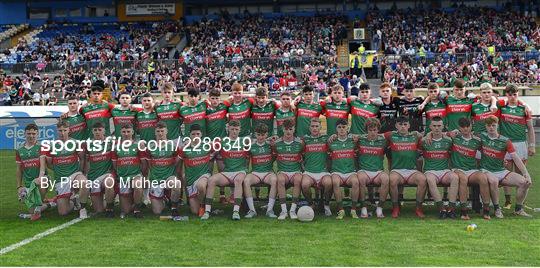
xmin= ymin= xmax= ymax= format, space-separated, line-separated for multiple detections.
xmin=16 ymin=79 xmax=535 ymax=222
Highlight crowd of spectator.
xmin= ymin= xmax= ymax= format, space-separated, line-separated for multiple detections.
xmin=367 ymin=7 xmax=539 ymax=55
xmin=0 ymin=21 xmax=182 ymax=66
xmin=382 ymin=53 xmax=539 ymax=90
xmin=0 ymin=55 xmax=353 ymax=106
xmin=2 ymin=8 xmax=540 ymax=106
xmin=182 ymin=14 xmax=348 ymax=66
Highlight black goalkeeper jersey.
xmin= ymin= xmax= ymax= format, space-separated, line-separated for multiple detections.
xmin=378 ymin=97 xmax=400 ymax=133
xmin=397 ymin=96 xmax=424 ymax=132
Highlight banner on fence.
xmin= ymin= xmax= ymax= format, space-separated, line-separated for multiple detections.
xmin=126 ymin=4 xmax=175 ymax=16
xmin=0 ymin=106 xmax=67 ymax=149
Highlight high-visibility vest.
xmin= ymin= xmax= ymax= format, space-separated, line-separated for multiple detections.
xmin=148 ymin=61 xmax=155 ymax=72
xmin=418 ymin=46 xmax=426 ymax=57
xmin=358 ymin=45 xmax=365 ymax=54
xmin=488 ymin=46 xmax=495 ymax=56
xmin=350 ymin=56 xmax=361 ymax=68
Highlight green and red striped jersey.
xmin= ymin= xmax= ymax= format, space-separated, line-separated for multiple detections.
xmin=420 ymin=136 xmax=453 ymax=171
xmin=225 ymin=98 xmax=254 ymax=137
xmin=357 ymin=135 xmax=386 ymax=172
xmin=206 ymin=103 xmax=228 ymax=139
xmin=251 ymin=101 xmax=278 ymax=136
xmin=80 ymin=102 xmax=115 ymax=135
xmin=295 ymin=101 xmax=323 ymax=137
xmin=274 ymin=138 xmax=303 ymax=172
xmin=111 ymin=107 xmax=139 ymax=138
xmin=321 ymin=99 xmax=350 ymax=136
xmin=42 ymin=140 xmax=81 ymax=182
xmin=249 ymin=140 xmax=274 ymax=173
xmin=384 ymin=131 xmax=421 ymax=170
xmin=329 ymin=136 xmax=356 ymax=174
xmin=136 ymin=110 xmax=159 ymax=142
xmin=64 ymin=113 xmax=88 ymax=140
xmin=479 ymin=132 xmax=515 ymax=172
xmin=445 ymin=96 xmax=474 ymax=131
xmin=16 ymin=143 xmax=42 ymax=187
xmin=220 ymin=144 xmax=249 ymax=172
xmin=178 ymin=146 xmax=212 ymax=185
xmin=303 ymin=135 xmax=329 ymax=173
xmin=112 ymin=140 xmax=145 ymax=179
xmin=85 ymin=140 xmax=113 ymax=181
xmin=350 ymin=99 xmax=379 ymax=135
xmin=155 ymin=102 xmax=182 ymax=140
xmin=450 ymin=134 xmax=481 ymax=171
xmin=471 ymin=102 xmax=497 ymax=134
xmin=180 ymin=101 xmax=207 ymax=137
xmin=423 ymin=101 xmax=447 ymax=133
xmin=142 ymin=143 xmax=180 ymax=181
xmin=498 ymin=101 xmax=531 ymax=142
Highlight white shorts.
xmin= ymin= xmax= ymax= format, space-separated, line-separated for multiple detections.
xmin=453 ymin=169 xmax=480 ymax=180
xmin=149 ymin=176 xmax=178 ymax=200
xmin=90 ymin=173 xmax=114 ymax=195
xmin=505 ymin=141 xmax=528 ymax=161
xmin=358 ymin=170 xmax=383 ymax=184
xmin=391 ymin=169 xmax=420 ymax=183
xmin=304 ymin=172 xmax=330 ymax=187
xmin=221 ymin=171 xmax=246 ymax=184
xmin=251 ymin=172 xmax=273 ymax=184
xmin=55 ymin=171 xmax=83 ymax=199
xmin=482 ymin=169 xmax=511 ymax=182
xmin=278 ymin=171 xmax=302 ymax=184
xmin=332 ymin=172 xmax=356 ymax=185
xmin=187 ymin=174 xmax=210 ymax=198
xmin=118 ymin=174 xmax=143 ymax=195
xmin=425 ymin=169 xmax=451 ymax=184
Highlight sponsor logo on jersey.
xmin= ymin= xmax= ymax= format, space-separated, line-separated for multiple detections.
xmin=330 ymin=149 xmax=355 ymax=159
xmin=351 ymin=106 xmax=377 ymax=117
xmin=426 ymin=108 xmax=447 ymax=118
xmin=304 ymin=143 xmax=327 ymax=152
xmin=52 ymin=154 xmax=79 ymax=165
xmin=452 ymin=144 xmax=477 ymax=158
xmin=184 ymin=154 xmax=211 ymax=166
xmin=183 ymin=111 xmax=206 ymax=123
xmin=297 ymin=108 xmax=320 ymax=118
xmin=207 ymin=109 xmax=227 ymax=120
xmin=424 ymin=150 xmax=449 ymax=159
xmin=482 ymin=146 xmax=506 ymax=159
xmin=358 ymin=146 xmax=384 ymax=155
xmin=447 ymin=104 xmax=472 ymax=113
xmin=501 ymin=113 xmax=527 ymax=125
xmin=228 ymin=109 xmax=250 ymax=120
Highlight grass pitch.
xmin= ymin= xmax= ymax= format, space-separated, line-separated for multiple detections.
xmin=0 ymin=149 xmax=539 ymax=266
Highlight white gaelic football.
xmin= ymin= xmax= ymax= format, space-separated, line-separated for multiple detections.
xmin=297 ymin=206 xmax=314 ymax=222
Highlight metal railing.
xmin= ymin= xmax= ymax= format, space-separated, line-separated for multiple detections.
xmin=383 ymin=51 xmax=540 ymax=66
xmin=0 ymin=55 xmax=339 ymax=74
xmin=2 ymin=50 xmax=538 ymax=74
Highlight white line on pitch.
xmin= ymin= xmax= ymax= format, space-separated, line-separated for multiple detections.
xmin=0 ymin=218 xmax=83 ymax=256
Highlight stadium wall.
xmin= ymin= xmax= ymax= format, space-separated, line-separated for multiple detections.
xmin=0 ymin=2 xmax=27 ymax=25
